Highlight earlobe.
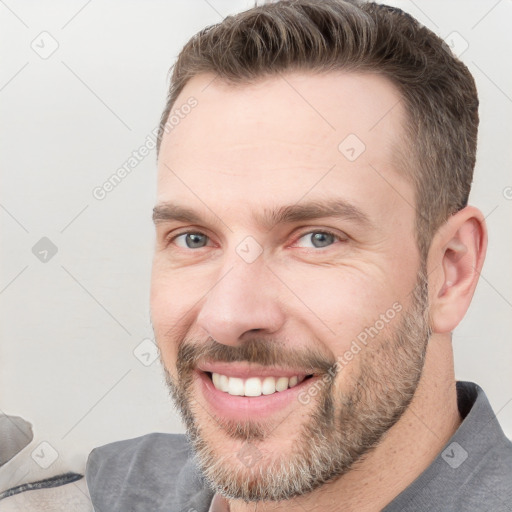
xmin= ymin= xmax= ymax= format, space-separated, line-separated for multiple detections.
xmin=429 ymin=206 xmax=487 ymax=334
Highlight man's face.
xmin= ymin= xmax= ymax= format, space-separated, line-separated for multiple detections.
xmin=151 ymin=71 xmax=430 ymax=500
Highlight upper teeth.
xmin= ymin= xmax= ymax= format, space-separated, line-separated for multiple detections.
xmin=211 ymin=373 xmax=304 ymax=397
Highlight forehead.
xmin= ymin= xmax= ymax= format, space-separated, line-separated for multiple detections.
xmin=156 ymin=71 xmax=413 ymax=228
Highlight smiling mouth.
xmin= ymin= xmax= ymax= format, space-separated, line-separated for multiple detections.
xmin=205 ymin=371 xmax=314 ymax=397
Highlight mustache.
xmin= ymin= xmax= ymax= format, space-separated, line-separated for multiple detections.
xmin=176 ymin=337 xmax=336 ymax=376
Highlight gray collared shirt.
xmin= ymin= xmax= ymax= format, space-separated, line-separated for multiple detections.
xmin=86 ymin=381 xmax=512 ymax=511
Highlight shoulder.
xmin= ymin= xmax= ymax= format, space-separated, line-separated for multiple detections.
xmin=457 ymin=382 xmax=512 ymax=505
xmin=440 ymin=382 xmax=512 ymax=508
xmin=461 ymin=428 xmax=512 ymax=508
xmin=385 ymin=382 xmax=512 ymax=511
xmin=86 ymin=432 xmax=214 ymax=512
xmin=86 ymin=432 xmax=192 ymax=475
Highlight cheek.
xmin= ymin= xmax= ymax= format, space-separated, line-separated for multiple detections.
xmin=151 ymin=257 xmax=202 ymax=319
xmin=279 ymin=264 xmax=403 ymax=354
xmin=150 ymin=262 xmax=193 ymax=361
xmin=151 ymin=266 xmax=177 ymax=330
xmin=150 ymin=259 xmax=219 ymax=359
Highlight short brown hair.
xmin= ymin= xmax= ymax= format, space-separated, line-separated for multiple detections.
xmin=157 ymin=0 xmax=479 ymax=259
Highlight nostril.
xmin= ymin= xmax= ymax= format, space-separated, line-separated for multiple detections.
xmin=247 ymin=328 xmax=263 ymax=333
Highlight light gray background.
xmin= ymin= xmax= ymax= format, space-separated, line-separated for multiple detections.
xmin=1 ymin=0 xmax=511 ymax=477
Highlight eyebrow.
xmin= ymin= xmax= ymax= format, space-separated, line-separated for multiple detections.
xmin=256 ymin=199 xmax=372 ymax=231
xmin=152 ymin=199 xmax=372 ymax=231
xmin=153 ymin=203 xmax=210 ymax=225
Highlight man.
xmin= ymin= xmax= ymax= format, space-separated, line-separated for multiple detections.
xmin=86 ymin=1 xmax=512 ymax=510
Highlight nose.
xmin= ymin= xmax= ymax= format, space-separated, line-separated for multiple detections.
xmin=196 ymin=258 xmax=286 ymax=346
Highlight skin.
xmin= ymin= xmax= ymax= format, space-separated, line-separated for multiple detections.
xmin=151 ymin=71 xmax=487 ymax=511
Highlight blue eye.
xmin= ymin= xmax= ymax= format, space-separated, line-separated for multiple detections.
xmin=174 ymin=233 xmax=209 ymax=249
xmin=295 ymin=231 xmax=338 ymax=248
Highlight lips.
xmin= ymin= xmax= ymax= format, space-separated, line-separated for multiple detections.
xmin=210 ymin=372 xmax=308 ymax=397
xmin=194 ymin=362 xmax=316 ymax=419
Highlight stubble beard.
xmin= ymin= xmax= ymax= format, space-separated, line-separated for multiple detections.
xmin=161 ymin=269 xmax=430 ymax=502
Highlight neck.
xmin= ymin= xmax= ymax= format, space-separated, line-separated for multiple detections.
xmin=228 ymin=335 xmax=461 ymax=512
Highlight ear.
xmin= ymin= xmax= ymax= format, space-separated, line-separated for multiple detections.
xmin=427 ymin=206 xmax=488 ymax=334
